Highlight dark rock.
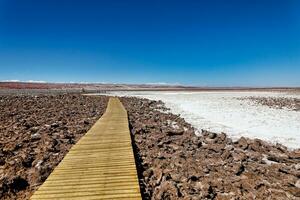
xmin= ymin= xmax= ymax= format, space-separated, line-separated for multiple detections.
xmin=202 ymin=130 xmax=217 ymax=139
xmin=50 ymin=122 xmax=59 ymax=128
xmin=267 ymin=154 xmax=288 ymax=163
xmin=22 ymin=155 xmax=35 ymax=168
xmin=9 ymin=176 xmax=29 ymax=192
xmin=234 ymin=163 xmax=245 ymax=176
xmin=0 ymin=158 xmax=5 ymax=166
xmin=202 ymin=183 xmax=216 ymax=199
xmin=166 ymin=129 xmax=184 ymax=136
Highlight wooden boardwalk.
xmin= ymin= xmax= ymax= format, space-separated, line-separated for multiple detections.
xmin=31 ymin=97 xmax=141 ymax=200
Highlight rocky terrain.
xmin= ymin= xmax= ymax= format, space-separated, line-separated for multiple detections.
xmin=1 ymin=93 xmax=299 ymax=200
xmin=121 ymin=97 xmax=300 ymax=200
xmin=0 ymin=94 xmax=108 ymax=199
xmin=239 ymin=96 xmax=300 ymax=111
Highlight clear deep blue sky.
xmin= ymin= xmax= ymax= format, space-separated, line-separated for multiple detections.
xmin=0 ymin=0 xmax=299 ymax=86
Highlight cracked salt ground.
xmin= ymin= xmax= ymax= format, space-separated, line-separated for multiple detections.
xmin=111 ymin=91 xmax=300 ymax=149
xmin=120 ymin=96 xmax=300 ymax=199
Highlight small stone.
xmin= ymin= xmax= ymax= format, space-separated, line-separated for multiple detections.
xmin=30 ymin=133 xmax=41 ymax=140
xmin=153 ymin=168 xmax=163 ymax=185
xmin=202 ymin=130 xmax=217 ymax=139
xmin=30 ymin=126 xmax=39 ymax=133
xmin=203 ymin=167 xmax=210 ymax=174
xmin=170 ymin=173 xmax=182 ymax=182
xmin=50 ymin=123 xmax=59 ymax=128
xmin=191 ymin=136 xmax=202 ymax=147
xmin=218 ymin=132 xmax=227 ymax=141
xmin=0 ymin=157 xmax=5 ymax=165
xmin=295 ymin=180 xmax=300 ymax=188
xmin=168 ymin=144 xmax=180 ymax=150
xmin=22 ymin=156 xmax=34 ymax=168
xmin=34 ymin=160 xmax=43 ymax=169
xmin=208 ymin=132 xmax=217 ymax=139
xmin=232 ymin=151 xmax=247 ymax=162
xmin=202 ymin=183 xmax=216 ymax=199
xmin=236 ymin=137 xmax=249 ymax=150
xmin=143 ymin=168 xmax=153 ymax=178
xmin=222 ymin=150 xmax=231 ymax=160
xmin=166 ymin=129 xmax=184 ymax=136
xmin=267 ymin=154 xmax=287 ymax=163
xmin=294 ymin=163 xmax=300 ymax=170
xmin=208 ymin=144 xmax=225 ymax=153
xmin=234 ymin=163 xmax=245 ymax=176
xmin=44 ymin=124 xmax=51 ymax=128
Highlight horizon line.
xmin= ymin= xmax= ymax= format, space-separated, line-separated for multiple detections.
xmin=0 ymin=80 xmax=300 ymax=89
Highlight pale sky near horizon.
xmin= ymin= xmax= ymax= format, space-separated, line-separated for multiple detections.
xmin=0 ymin=0 xmax=299 ymax=86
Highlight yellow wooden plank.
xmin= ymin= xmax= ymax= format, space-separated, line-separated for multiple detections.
xmin=30 ymin=97 xmax=141 ymax=200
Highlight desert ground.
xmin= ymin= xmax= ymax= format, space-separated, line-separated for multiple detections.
xmin=111 ymin=90 xmax=300 ymax=149
xmin=0 ymin=83 xmax=299 ymax=199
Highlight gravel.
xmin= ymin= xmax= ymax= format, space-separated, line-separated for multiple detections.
xmin=0 ymin=94 xmax=108 ymax=199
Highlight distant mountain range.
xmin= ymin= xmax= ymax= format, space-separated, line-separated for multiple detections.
xmin=0 ymin=81 xmax=299 ymax=91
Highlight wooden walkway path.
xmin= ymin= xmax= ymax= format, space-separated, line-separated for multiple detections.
xmin=31 ymin=97 xmax=141 ymax=200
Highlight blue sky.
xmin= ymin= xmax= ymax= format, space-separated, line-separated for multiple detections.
xmin=0 ymin=0 xmax=299 ymax=86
